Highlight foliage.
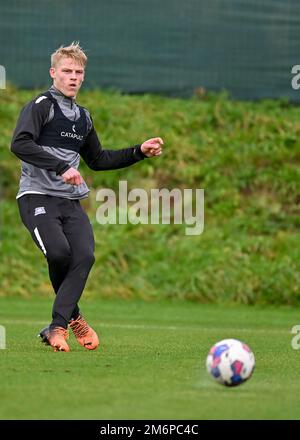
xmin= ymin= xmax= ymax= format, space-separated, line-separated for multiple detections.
xmin=1 ymin=86 xmax=300 ymax=304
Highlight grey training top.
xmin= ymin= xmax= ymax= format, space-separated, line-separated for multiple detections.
xmin=11 ymin=86 xmax=145 ymax=200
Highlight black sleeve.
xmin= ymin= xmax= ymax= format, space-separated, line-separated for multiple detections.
xmin=79 ymin=124 xmax=147 ymax=171
xmin=10 ymin=98 xmax=71 ymax=176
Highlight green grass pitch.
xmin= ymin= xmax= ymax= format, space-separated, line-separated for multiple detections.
xmin=0 ymin=297 xmax=299 ymax=419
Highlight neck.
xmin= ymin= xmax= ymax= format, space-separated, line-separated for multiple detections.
xmin=51 ymin=85 xmax=76 ymax=100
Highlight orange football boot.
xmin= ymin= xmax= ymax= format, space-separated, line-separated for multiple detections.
xmin=47 ymin=326 xmax=70 ymax=352
xmin=69 ymin=315 xmax=99 ymax=350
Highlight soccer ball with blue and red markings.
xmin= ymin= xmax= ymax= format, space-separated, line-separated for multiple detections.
xmin=206 ymin=339 xmax=255 ymax=386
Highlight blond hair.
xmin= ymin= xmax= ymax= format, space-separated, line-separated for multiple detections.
xmin=51 ymin=42 xmax=87 ymax=68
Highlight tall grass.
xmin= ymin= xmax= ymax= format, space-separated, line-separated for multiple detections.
xmin=1 ymin=86 xmax=300 ymax=304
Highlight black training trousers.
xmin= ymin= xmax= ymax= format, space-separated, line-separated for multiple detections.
xmin=17 ymin=194 xmax=95 ymax=329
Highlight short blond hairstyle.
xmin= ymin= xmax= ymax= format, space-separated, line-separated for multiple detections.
xmin=51 ymin=42 xmax=87 ymax=68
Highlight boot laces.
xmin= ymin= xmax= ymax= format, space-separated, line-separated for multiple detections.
xmin=70 ymin=317 xmax=89 ymax=338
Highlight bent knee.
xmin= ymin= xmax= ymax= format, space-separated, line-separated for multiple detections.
xmin=77 ymin=251 xmax=95 ymax=268
xmin=47 ymin=246 xmax=71 ymax=266
xmin=82 ymin=252 xmax=95 ymax=267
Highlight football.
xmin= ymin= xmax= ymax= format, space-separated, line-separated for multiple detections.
xmin=206 ymin=338 xmax=255 ymax=386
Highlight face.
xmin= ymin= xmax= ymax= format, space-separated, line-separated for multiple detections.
xmin=49 ymin=57 xmax=85 ymax=98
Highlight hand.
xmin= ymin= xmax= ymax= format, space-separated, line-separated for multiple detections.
xmin=61 ymin=167 xmax=85 ymax=186
xmin=141 ymin=137 xmax=164 ymax=157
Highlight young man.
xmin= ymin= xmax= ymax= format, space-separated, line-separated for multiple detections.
xmin=11 ymin=42 xmax=163 ymax=352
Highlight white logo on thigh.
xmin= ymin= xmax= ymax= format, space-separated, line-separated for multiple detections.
xmin=34 ymin=207 xmax=46 ymax=216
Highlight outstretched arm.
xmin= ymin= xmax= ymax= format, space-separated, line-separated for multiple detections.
xmin=79 ymin=126 xmax=164 ymax=171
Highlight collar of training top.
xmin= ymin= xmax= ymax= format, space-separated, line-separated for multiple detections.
xmin=50 ymin=85 xmax=76 ymax=107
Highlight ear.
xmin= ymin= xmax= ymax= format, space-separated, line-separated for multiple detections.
xmin=49 ymin=67 xmax=55 ymax=79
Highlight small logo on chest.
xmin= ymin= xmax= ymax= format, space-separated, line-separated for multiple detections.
xmin=34 ymin=207 xmax=46 ymax=216
xmin=60 ymin=126 xmax=83 ymax=141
